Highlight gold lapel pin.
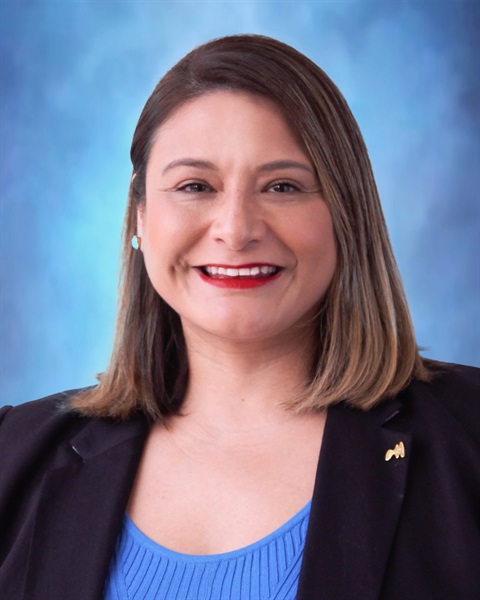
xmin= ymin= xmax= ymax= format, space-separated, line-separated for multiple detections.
xmin=385 ymin=441 xmax=405 ymax=461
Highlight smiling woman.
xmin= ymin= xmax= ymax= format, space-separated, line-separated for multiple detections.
xmin=137 ymin=92 xmax=336 ymax=345
xmin=1 ymin=35 xmax=479 ymax=600
xmin=72 ymin=35 xmax=433 ymax=421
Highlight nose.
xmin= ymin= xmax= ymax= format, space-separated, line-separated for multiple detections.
xmin=210 ymin=190 xmax=266 ymax=250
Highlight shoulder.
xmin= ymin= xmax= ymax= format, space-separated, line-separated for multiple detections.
xmin=0 ymin=388 xmax=92 ymax=440
xmin=0 ymin=388 xmax=148 ymax=506
xmin=0 ymin=388 xmax=100 ymax=478
xmin=411 ymin=361 xmax=480 ymax=414
xmin=0 ymin=387 xmax=148 ymax=461
xmin=402 ymin=361 xmax=480 ymax=444
xmin=420 ymin=360 xmax=480 ymax=396
xmin=381 ymin=363 xmax=480 ymax=598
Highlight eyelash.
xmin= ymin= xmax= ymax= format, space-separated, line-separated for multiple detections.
xmin=177 ymin=182 xmax=214 ymax=193
xmin=267 ymin=181 xmax=302 ymax=193
xmin=176 ymin=180 xmax=302 ymax=194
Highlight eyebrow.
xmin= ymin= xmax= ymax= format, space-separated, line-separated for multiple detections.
xmin=161 ymin=158 xmax=315 ymax=176
xmin=257 ymin=160 xmax=315 ymax=175
xmin=162 ymin=159 xmax=216 ymax=175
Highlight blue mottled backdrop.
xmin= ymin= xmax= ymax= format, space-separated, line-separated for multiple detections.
xmin=1 ymin=0 xmax=479 ymax=406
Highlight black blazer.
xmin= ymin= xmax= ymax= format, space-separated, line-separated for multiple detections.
xmin=1 ymin=363 xmax=479 ymax=600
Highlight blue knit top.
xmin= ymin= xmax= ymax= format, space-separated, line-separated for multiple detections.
xmin=104 ymin=501 xmax=311 ymax=600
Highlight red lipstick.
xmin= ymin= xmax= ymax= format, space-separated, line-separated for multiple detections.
xmin=197 ymin=264 xmax=282 ymax=289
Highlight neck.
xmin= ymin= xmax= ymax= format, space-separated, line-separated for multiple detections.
xmin=178 ymin=323 xmax=315 ymax=432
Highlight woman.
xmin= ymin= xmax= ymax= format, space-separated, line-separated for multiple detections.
xmin=0 ymin=35 xmax=479 ymax=600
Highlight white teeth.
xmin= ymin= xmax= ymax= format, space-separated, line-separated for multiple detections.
xmin=203 ymin=265 xmax=278 ymax=278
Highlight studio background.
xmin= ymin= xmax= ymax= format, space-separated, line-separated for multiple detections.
xmin=1 ymin=0 xmax=479 ymax=407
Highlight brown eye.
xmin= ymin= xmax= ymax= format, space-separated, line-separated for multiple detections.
xmin=178 ymin=182 xmax=213 ymax=193
xmin=269 ymin=182 xmax=300 ymax=193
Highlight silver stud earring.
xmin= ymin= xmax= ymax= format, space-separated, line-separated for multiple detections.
xmin=131 ymin=235 xmax=142 ymax=250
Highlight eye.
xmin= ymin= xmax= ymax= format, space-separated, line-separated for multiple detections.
xmin=177 ymin=182 xmax=214 ymax=193
xmin=267 ymin=181 xmax=301 ymax=193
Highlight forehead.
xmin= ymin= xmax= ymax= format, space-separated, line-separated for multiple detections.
xmin=149 ymin=90 xmax=310 ymax=164
xmin=164 ymin=90 xmax=285 ymax=125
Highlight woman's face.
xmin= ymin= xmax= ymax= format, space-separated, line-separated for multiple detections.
xmin=138 ymin=91 xmax=337 ymax=345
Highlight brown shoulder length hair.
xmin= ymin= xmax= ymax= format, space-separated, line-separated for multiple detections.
xmin=71 ymin=34 xmax=431 ymax=422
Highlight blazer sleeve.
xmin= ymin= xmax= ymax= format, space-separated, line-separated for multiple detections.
xmin=0 ymin=405 xmax=12 ymax=424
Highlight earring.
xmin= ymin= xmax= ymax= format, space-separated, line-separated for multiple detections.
xmin=131 ymin=235 xmax=142 ymax=250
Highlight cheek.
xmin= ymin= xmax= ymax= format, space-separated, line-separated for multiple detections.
xmin=284 ymin=205 xmax=337 ymax=268
xmin=140 ymin=203 xmax=210 ymax=283
xmin=141 ymin=203 xmax=196 ymax=250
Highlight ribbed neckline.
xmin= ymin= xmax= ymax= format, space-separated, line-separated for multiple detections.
xmin=124 ymin=499 xmax=312 ymax=563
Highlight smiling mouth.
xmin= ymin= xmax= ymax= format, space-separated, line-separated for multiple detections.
xmin=199 ymin=265 xmax=282 ymax=279
xmin=196 ymin=264 xmax=283 ymax=289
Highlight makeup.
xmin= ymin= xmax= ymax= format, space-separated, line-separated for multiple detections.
xmin=197 ymin=264 xmax=282 ymax=289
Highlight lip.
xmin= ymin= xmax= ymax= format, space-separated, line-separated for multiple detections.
xmin=195 ymin=263 xmax=283 ymax=289
xmin=198 ymin=263 xmax=280 ymax=269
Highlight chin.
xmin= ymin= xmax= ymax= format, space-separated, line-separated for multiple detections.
xmin=184 ymin=313 xmax=307 ymax=346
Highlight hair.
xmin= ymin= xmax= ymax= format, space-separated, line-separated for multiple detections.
xmin=71 ymin=34 xmax=432 ymax=422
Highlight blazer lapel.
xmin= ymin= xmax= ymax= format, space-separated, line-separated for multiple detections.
xmin=24 ymin=416 xmax=148 ymax=600
xmin=297 ymin=398 xmax=412 ymax=600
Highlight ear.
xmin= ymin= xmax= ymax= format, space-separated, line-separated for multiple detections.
xmin=136 ymin=205 xmax=145 ymax=238
xmin=132 ymin=172 xmax=145 ymax=237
